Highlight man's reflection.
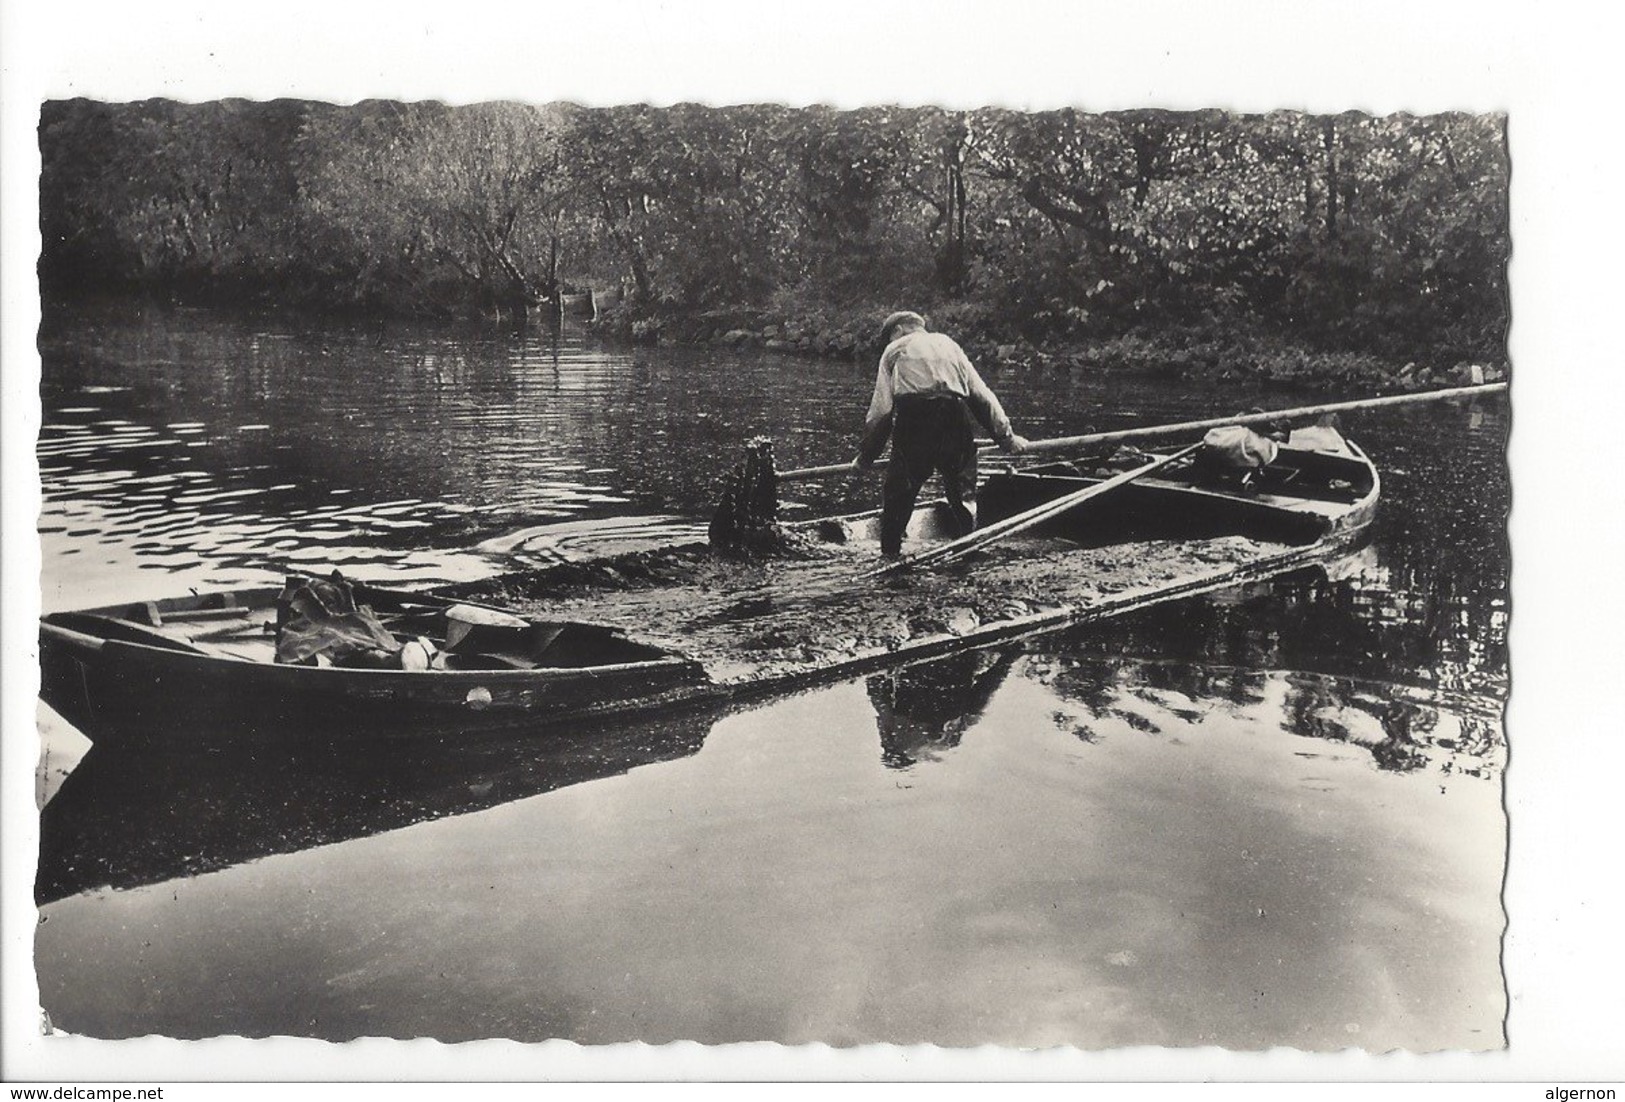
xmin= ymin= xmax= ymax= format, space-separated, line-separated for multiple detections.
xmin=866 ymin=649 xmax=1018 ymax=769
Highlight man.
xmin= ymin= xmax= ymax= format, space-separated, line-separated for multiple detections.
xmin=852 ymin=311 xmax=1029 ymax=556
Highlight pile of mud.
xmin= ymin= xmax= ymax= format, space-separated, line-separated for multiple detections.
xmin=443 ymin=529 xmax=1278 ymax=685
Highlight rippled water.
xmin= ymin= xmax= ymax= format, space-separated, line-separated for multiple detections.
xmin=37 ymin=301 xmax=751 ymax=604
xmin=34 ymin=298 xmax=1509 ymax=1049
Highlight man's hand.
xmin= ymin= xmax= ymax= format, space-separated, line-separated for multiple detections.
xmin=1001 ymin=434 xmax=1031 ymax=455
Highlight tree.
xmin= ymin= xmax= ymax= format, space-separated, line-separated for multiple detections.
xmin=37 ymin=100 xmax=1509 ymax=362
xmin=40 ymin=98 xmax=310 ymax=294
xmin=301 ymin=101 xmax=573 ymax=316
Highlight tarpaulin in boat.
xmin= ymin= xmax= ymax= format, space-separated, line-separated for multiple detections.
xmin=1200 ymin=424 xmax=1280 ymax=469
xmin=275 ymin=573 xmax=400 ymax=666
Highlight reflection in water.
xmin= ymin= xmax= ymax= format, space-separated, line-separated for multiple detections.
xmin=36 ymin=712 xmax=712 ymax=904
xmin=1030 ymin=650 xmax=1503 ymax=781
xmin=867 ymin=650 xmax=1018 ymax=769
xmin=1053 ymin=549 xmax=1508 ymax=702
xmin=36 ymin=642 xmax=1505 ymax=1048
xmin=859 ymin=541 xmax=1507 ymax=784
xmin=1021 ymin=549 xmax=1505 ymax=780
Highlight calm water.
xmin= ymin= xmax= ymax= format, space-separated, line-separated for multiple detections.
xmin=34 ymin=298 xmax=1509 ymax=1049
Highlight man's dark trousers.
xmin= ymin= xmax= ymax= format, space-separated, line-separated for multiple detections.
xmin=880 ymin=393 xmax=980 ymax=555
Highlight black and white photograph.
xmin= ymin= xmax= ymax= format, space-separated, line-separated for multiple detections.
xmin=3 ymin=0 xmax=1622 ymax=1087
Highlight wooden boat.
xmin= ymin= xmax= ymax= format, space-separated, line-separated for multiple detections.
xmin=439 ymin=422 xmax=1379 ymax=712
xmin=978 ymin=422 xmax=1379 ymax=549
xmin=39 ymin=585 xmax=711 ymax=744
xmin=38 ymin=425 xmax=1378 ymax=747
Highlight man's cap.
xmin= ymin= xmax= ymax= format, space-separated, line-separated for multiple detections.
xmin=879 ymin=310 xmax=926 ymax=343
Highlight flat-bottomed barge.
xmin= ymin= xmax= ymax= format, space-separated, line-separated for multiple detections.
xmin=39 ymin=426 xmax=1379 ymax=745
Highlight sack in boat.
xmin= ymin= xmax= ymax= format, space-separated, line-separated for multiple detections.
xmin=274 ymin=572 xmax=401 ymax=666
xmin=1200 ymin=424 xmax=1279 ymax=470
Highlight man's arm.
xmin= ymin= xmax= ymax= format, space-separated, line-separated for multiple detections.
xmin=959 ymin=353 xmax=1018 ymax=449
xmin=855 ymin=354 xmax=896 ymax=469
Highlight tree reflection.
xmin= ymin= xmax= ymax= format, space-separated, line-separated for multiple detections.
xmin=1047 ymin=544 xmax=1507 ymax=703
xmin=1018 ymin=645 xmax=1503 ymax=778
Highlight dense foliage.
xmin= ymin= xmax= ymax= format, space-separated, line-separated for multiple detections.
xmin=39 ymin=99 xmax=1509 ymax=366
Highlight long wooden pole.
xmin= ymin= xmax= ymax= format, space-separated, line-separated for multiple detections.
xmin=1016 ymin=381 xmax=1507 ymax=456
xmin=778 ymin=381 xmax=1506 ymax=482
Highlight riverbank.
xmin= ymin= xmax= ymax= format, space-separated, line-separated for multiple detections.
xmin=41 ymin=288 xmax=1506 ymax=392
xmin=591 ymin=301 xmax=1508 ymax=391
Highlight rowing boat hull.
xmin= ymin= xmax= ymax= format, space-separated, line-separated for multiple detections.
xmin=39 ymin=589 xmax=710 ymax=745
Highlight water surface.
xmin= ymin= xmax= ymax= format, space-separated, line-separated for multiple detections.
xmin=34 ymin=299 xmax=1509 ymax=1049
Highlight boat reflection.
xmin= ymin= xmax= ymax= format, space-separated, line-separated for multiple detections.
xmin=866 ymin=649 xmax=1019 ymax=769
xmin=36 ymin=710 xmax=712 ymax=905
